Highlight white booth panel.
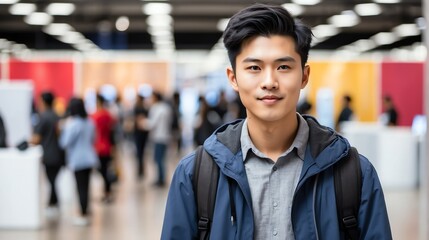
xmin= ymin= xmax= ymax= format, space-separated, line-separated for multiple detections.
xmin=342 ymin=122 xmax=418 ymax=189
xmin=0 ymin=146 xmax=43 ymax=229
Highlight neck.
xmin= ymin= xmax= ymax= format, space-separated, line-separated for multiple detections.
xmin=246 ymin=114 xmax=299 ymax=161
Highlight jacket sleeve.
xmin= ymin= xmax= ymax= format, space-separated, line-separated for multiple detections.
xmin=161 ymin=154 xmax=198 ymax=240
xmin=358 ymin=155 xmax=393 ymax=240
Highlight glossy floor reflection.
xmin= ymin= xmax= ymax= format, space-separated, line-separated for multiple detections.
xmin=0 ymin=141 xmax=422 ymax=240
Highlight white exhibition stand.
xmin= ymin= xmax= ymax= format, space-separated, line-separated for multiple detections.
xmin=0 ymin=146 xmax=43 ymax=229
xmin=0 ymin=81 xmax=33 ymax=147
xmin=342 ymin=122 xmax=419 ymax=189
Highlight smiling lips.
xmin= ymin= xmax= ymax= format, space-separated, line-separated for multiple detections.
xmin=259 ymin=95 xmax=283 ymax=104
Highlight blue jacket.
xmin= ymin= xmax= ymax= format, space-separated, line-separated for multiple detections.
xmin=161 ymin=117 xmax=392 ymax=240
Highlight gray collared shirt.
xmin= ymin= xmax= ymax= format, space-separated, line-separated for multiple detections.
xmin=240 ymin=114 xmax=309 ymax=240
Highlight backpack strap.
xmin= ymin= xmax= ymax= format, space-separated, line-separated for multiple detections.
xmin=193 ymin=145 xmax=219 ymax=240
xmin=334 ymin=146 xmax=362 ymax=240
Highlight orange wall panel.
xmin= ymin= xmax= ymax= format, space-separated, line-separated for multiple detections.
xmin=81 ymin=61 xmax=171 ymax=96
xmin=307 ymin=61 xmax=378 ymax=122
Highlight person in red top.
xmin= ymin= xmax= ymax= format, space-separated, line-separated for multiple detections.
xmin=92 ymin=94 xmax=116 ymax=203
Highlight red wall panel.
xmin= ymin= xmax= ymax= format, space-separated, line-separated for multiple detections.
xmin=8 ymin=59 xmax=74 ymax=112
xmin=381 ymin=62 xmax=424 ymax=126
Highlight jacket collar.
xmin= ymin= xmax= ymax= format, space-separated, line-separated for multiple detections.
xmin=204 ymin=115 xmax=350 ymax=177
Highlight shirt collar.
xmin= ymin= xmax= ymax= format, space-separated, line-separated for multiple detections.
xmin=240 ymin=114 xmax=309 ymax=161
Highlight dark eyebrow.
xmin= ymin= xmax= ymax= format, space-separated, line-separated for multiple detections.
xmin=242 ymin=57 xmax=262 ymax=63
xmin=275 ymin=57 xmax=296 ymax=63
xmin=242 ymin=56 xmax=296 ymax=63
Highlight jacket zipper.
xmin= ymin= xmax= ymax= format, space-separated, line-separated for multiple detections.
xmin=227 ymin=177 xmax=236 ymax=225
xmin=223 ymin=169 xmax=255 ymax=232
xmin=312 ymin=174 xmax=320 ymax=240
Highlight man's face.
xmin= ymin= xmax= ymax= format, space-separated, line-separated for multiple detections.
xmin=227 ymin=35 xmax=309 ymax=123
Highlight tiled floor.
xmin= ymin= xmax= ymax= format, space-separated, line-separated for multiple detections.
xmin=0 ymin=141 xmax=423 ymax=240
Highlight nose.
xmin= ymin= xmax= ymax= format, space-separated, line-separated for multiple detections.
xmin=260 ymin=70 xmax=278 ymax=90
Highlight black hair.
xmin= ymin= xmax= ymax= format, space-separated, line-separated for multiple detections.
xmin=41 ymin=91 xmax=55 ymax=108
xmin=383 ymin=95 xmax=392 ymax=102
xmin=96 ymin=94 xmax=106 ymax=105
xmin=222 ymin=3 xmax=313 ymax=70
xmin=344 ymin=95 xmax=352 ymax=103
xmin=67 ymin=97 xmax=87 ymax=118
xmin=152 ymin=91 xmax=163 ymax=102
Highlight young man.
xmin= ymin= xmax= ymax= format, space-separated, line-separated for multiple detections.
xmin=162 ymin=4 xmax=392 ymax=240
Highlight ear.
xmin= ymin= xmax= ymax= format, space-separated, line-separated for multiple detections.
xmin=227 ymin=67 xmax=239 ymax=92
xmin=301 ymin=65 xmax=310 ymax=89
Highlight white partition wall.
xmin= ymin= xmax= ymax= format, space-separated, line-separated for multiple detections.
xmin=342 ymin=122 xmax=418 ymax=189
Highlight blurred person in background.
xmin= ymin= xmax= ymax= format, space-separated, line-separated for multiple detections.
xmin=296 ymin=99 xmax=312 ymax=115
xmin=133 ymin=94 xmax=149 ymax=180
xmin=381 ymin=95 xmax=398 ymax=126
xmin=29 ymin=91 xmax=65 ymax=216
xmin=214 ymin=90 xmax=229 ymax=122
xmin=170 ymin=91 xmax=182 ymax=155
xmin=336 ymin=95 xmax=354 ymax=132
xmin=142 ymin=91 xmax=172 ymax=187
xmin=107 ymin=95 xmax=125 ymax=184
xmin=193 ymin=95 xmax=222 ymax=146
xmin=60 ymin=97 xmax=98 ymax=226
xmin=92 ymin=94 xmax=116 ymax=203
xmin=0 ymin=112 xmax=6 ymax=148
xmin=109 ymin=95 xmax=126 ymax=147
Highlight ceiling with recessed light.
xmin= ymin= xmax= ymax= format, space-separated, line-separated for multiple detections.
xmin=0 ymin=0 xmax=424 ymax=54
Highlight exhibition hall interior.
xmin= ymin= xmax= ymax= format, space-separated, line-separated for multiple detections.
xmin=0 ymin=0 xmax=427 ymax=239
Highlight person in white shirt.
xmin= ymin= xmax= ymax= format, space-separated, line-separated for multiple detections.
xmin=143 ymin=91 xmax=172 ymax=187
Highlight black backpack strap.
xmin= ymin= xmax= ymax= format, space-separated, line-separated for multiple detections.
xmin=193 ymin=145 xmax=219 ymax=240
xmin=334 ymin=147 xmax=362 ymax=240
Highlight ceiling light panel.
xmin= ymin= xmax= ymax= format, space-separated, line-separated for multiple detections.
xmin=59 ymin=31 xmax=85 ymax=44
xmin=46 ymin=3 xmax=75 ymax=15
xmin=393 ymin=23 xmax=421 ymax=37
xmin=143 ymin=3 xmax=172 ymax=15
xmin=312 ymin=24 xmax=339 ymax=38
xmin=282 ymin=3 xmax=305 ymax=16
xmin=354 ymin=3 xmax=382 ymax=16
xmin=0 ymin=0 xmax=18 ymax=4
xmin=216 ymin=18 xmax=229 ymax=32
xmin=372 ymin=0 xmax=401 ymax=4
xmin=371 ymin=32 xmax=399 ymax=45
xmin=43 ymin=23 xmax=74 ymax=36
xmin=352 ymin=39 xmax=376 ymax=52
xmin=146 ymin=15 xmax=173 ymax=27
xmin=328 ymin=10 xmax=360 ymax=28
xmin=9 ymin=3 xmax=36 ymax=15
xmin=24 ymin=12 xmax=53 ymax=26
xmin=291 ymin=0 xmax=321 ymax=5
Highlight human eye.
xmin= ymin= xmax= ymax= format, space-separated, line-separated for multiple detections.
xmin=247 ymin=65 xmax=260 ymax=71
xmin=278 ymin=65 xmax=290 ymax=71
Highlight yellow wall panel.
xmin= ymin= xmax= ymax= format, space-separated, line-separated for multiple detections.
xmin=306 ymin=61 xmax=378 ymax=122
